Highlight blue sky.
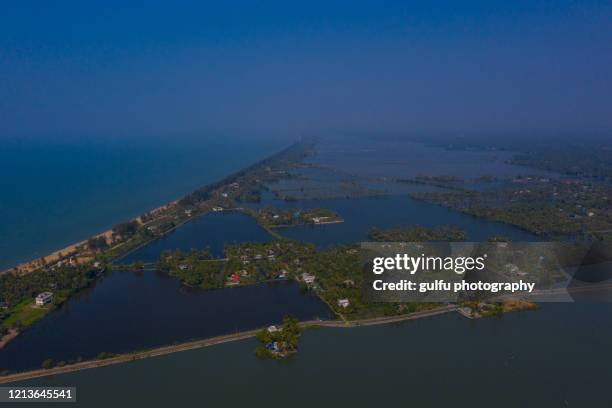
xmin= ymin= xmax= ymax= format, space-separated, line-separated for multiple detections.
xmin=1 ymin=0 xmax=611 ymax=140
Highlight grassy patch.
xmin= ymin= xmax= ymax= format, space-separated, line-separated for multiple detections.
xmin=2 ymin=299 xmax=50 ymax=329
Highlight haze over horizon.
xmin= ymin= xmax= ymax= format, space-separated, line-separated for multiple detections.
xmin=2 ymin=1 xmax=611 ymax=141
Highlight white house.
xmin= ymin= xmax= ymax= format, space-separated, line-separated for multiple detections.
xmin=302 ymin=272 xmax=315 ymax=284
xmin=267 ymin=325 xmax=280 ymax=333
xmin=337 ymin=299 xmax=350 ymax=308
xmin=312 ymin=216 xmax=330 ymax=224
xmin=35 ymin=292 xmax=53 ymax=306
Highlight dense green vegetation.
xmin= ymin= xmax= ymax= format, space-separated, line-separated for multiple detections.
xmin=156 ymin=249 xmax=225 ymax=289
xmin=411 ymin=134 xmax=612 ymax=182
xmin=179 ymin=138 xmax=315 ymax=207
xmin=369 ymin=225 xmax=466 ymax=242
xmin=246 ymin=206 xmax=342 ymax=228
xmin=156 ymin=230 xmax=458 ymax=321
xmin=255 ymin=316 xmax=301 ymax=359
xmin=509 ymin=148 xmax=612 ymax=182
xmin=112 ymin=220 xmax=140 ymax=238
xmin=87 ymin=236 xmax=108 ymax=251
xmin=412 ymin=178 xmax=612 ymax=238
xmin=396 ymin=175 xmax=466 ymax=191
xmin=0 ymin=265 xmax=98 ymax=332
xmin=156 ymin=241 xmax=317 ymax=289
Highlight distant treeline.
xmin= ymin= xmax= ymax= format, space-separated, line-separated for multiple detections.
xmin=407 ymin=134 xmax=612 ymax=182
xmin=179 ymin=138 xmax=315 ymax=206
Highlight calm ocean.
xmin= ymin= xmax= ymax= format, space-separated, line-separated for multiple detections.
xmin=0 ymin=136 xmax=282 ymax=270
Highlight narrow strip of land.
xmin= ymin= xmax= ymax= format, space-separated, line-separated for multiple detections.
xmin=0 ymin=305 xmax=456 ymax=384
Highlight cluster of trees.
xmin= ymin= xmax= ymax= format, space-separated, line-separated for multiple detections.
xmin=224 ymin=241 xmax=316 ymax=281
xmin=112 ymin=220 xmax=140 ymax=238
xmin=253 ymin=206 xmax=340 ymax=227
xmin=157 ymin=249 xmax=223 ymax=288
xmin=369 ymin=226 xmax=466 ymax=242
xmin=510 ymin=147 xmax=612 ymax=181
xmin=0 ymin=265 xmax=96 ymax=330
xmin=179 ymin=138 xmax=315 ymax=207
xmin=87 ymin=236 xmax=108 ymax=251
xmin=412 ymin=178 xmax=612 ymax=238
xmin=157 ymin=241 xmax=317 ymax=289
xmin=302 ymin=245 xmax=432 ymax=319
xmin=236 ymin=189 xmax=261 ymax=203
xmin=255 ymin=316 xmax=301 ymax=358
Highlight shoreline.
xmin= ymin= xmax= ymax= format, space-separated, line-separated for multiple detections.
xmin=1 ymin=137 xmax=311 ymax=276
xmin=0 ymin=329 xmax=18 ymax=349
xmin=0 ymin=201 xmax=179 ymax=276
xmin=0 ymin=305 xmax=457 ymax=384
xmin=0 ymin=140 xmax=316 ymax=351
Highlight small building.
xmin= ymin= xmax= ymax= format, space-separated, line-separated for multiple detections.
xmin=266 ymin=341 xmax=279 ymax=352
xmin=278 ymin=269 xmax=288 ymax=279
xmin=221 ymin=193 xmax=229 ymax=198
xmin=35 ymin=292 xmax=53 ymax=306
xmin=212 ymin=207 xmax=224 ymax=212
xmin=337 ymin=299 xmax=350 ymax=308
xmin=312 ymin=216 xmax=329 ymax=224
xmin=343 ymin=279 xmax=355 ymax=287
xmin=184 ymin=209 xmax=193 ymax=217
xmin=267 ymin=325 xmax=280 ymax=333
xmin=93 ymin=261 xmax=102 ymax=269
xmin=178 ymin=264 xmax=190 ymax=271
xmin=229 ymin=273 xmax=241 ymax=283
xmin=302 ymin=272 xmax=315 ymax=284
